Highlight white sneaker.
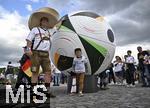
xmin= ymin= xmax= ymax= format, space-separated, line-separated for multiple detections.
xmin=126 ymin=84 xmax=130 ymax=87
xmin=117 ymin=82 xmax=122 ymax=85
xmin=114 ymin=83 xmax=117 ymax=85
xmin=108 ymin=82 xmax=113 ymax=85
xmin=116 ymin=82 xmax=119 ymax=85
xmin=79 ymin=92 xmax=84 ymax=97
xmin=130 ymin=85 xmax=135 ymax=87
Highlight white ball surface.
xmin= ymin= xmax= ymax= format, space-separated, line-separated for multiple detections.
xmin=50 ymin=11 xmax=116 ymax=75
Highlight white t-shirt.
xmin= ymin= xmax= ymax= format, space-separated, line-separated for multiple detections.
xmin=73 ymin=56 xmax=87 ymax=73
xmin=51 ymin=63 xmax=61 ymax=74
xmin=114 ymin=62 xmax=123 ymax=72
xmin=26 ymin=27 xmax=57 ymax=51
xmin=55 ymin=68 xmax=61 ymax=74
xmin=126 ymin=56 xmax=135 ymax=64
xmin=144 ymin=55 xmax=150 ymax=64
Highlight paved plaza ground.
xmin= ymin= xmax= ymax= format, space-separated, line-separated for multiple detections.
xmin=0 ymin=83 xmax=150 ymax=108
xmin=50 ymin=84 xmax=150 ymax=108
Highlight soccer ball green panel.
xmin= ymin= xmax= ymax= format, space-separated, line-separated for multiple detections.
xmin=50 ymin=11 xmax=116 ymax=75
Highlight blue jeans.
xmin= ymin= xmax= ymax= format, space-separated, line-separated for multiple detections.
xmin=54 ymin=73 xmax=61 ymax=85
xmin=141 ymin=69 xmax=147 ymax=86
xmin=144 ymin=65 xmax=150 ymax=86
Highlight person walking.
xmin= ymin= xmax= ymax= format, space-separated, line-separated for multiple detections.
xmin=52 ymin=64 xmax=61 ymax=86
xmin=137 ymin=46 xmax=150 ymax=87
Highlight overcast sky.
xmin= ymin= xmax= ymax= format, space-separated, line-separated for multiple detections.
xmin=0 ymin=0 xmax=149 ymax=67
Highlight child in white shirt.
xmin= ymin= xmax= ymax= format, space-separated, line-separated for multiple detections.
xmin=72 ymin=48 xmax=88 ymax=96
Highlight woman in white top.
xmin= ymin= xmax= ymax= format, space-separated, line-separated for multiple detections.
xmin=113 ymin=56 xmax=124 ymax=85
xmin=125 ymin=50 xmax=136 ymax=87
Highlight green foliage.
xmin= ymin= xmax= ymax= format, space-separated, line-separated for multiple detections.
xmin=0 ymin=68 xmax=6 ymax=74
xmin=13 ymin=67 xmax=20 ymax=74
xmin=0 ymin=67 xmax=19 ymax=74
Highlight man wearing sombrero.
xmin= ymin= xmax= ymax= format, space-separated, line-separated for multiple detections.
xmin=26 ymin=7 xmax=60 ymax=98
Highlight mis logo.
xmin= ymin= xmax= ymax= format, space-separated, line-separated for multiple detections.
xmin=6 ymin=85 xmax=48 ymax=104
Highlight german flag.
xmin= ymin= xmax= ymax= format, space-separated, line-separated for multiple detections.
xmin=21 ymin=59 xmax=32 ymax=77
xmin=19 ymin=54 xmax=32 ymax=78
xmin=15 ymin=54 xmax=31 ymax=89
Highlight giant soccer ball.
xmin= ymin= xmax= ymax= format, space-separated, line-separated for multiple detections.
xmin=50 ymin=11 xmax=116 ymax=75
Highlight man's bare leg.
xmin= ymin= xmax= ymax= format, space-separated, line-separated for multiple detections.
xmin=44 ymin=72 xmax=56 ymax=98
xmin=44 ymin=72 xmax=51 ymax=92
xmin=31 ymin=71 xmax=39 ymax=100
xmin=31 ymin=72 xmax=39 ymax=84
xmin=44 ymin=72 xmax=51 ymax=84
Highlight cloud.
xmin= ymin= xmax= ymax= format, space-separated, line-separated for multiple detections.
xmin=26 ymin=4 xmax=33 ymax=12
xmin=47 ymin=0 xmax=137 ymax=15
xmin=0 ymin=6 xmax=29 ymax=66
xmin=47 ymin=0 xmax=150 ymax=46
xmin=47 ymin=0 xmax=85 ymax=16
xmin=106 ymin=0 xmax=150 ymax=46
xmin=30 ymin=0 xmax=39 ymax=3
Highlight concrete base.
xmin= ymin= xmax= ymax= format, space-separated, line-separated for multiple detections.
xmin=67 ymin=75 xmax=99 ymax=93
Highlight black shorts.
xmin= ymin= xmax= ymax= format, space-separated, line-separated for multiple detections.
xmin=115 ymin=71 xmax=123 ymax=77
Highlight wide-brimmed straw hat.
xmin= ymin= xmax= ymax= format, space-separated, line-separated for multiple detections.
xmin=28 ymin=7 xmax=59 ymax=30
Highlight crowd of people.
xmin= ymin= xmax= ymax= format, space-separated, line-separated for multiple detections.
xmin=99 ymin=46 xmax=150 ymax=90
xmin=0 ymin=62 xmax=18 ymax=85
